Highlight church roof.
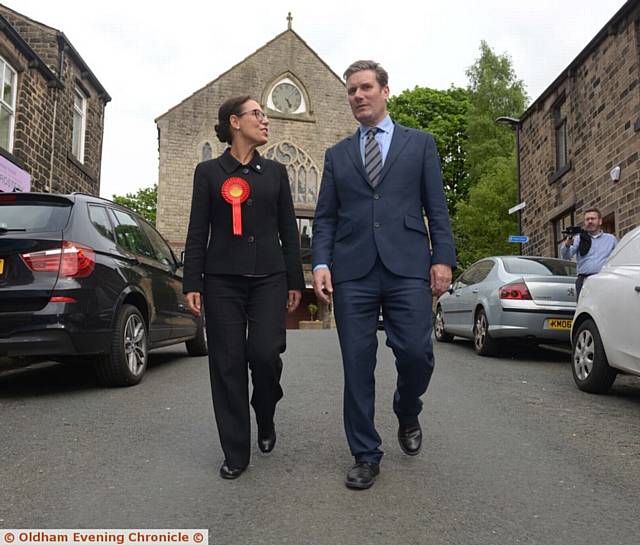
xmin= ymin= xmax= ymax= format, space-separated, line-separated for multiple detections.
xmin=155 ymin=28 xmax=345 ymax=122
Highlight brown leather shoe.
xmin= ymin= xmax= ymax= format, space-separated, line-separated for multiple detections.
xmin=345 ymin=462 xmax=380 ymax=490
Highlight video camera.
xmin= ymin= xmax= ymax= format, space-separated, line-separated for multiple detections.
xmin=561 ymin=226 xmax=591 ymax=256
xmin=561 ymin=226 xmax=586 ymax=238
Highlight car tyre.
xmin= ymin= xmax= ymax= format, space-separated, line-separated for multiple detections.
xmin=473 ymin=307 xmax=499 ymax=356
xmin=434 ymin=305 xmax=454 ymax=343
xmin=186 ymin=315 xmax=208 ymax=356
xmin=95 ymin=304 xmax=148 ymax=387
xmin=572 ymin=319 xmax=616 ymax=394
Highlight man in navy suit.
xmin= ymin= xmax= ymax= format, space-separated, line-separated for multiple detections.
xmin=312 ymin=60 xmax=456 ymax=489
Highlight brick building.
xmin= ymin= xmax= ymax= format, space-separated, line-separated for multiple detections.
xmin=0 ymin=4 xmax=110 ymax=195
xmin=518 ymin=0 xmax=640 ymax=257
xmin=155 ymin=17 xmax=356 ymax=327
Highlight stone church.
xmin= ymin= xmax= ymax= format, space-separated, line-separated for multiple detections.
xmin=155 ymin=16 xmax=356 ymax=327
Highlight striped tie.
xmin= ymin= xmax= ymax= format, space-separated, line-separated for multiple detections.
xmin=364 ymin=128 xmax=382 ymax=188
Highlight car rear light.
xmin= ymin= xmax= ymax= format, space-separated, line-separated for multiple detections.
xmin=49 ymin=296 xmax=77 ymax=303
xmin=499 ymin=281 xmax=532 ymax=300
xmin=0 ymin=194 xmax=17 ymax=202
xmin=21 ymin=241 xmax=95 ymax=278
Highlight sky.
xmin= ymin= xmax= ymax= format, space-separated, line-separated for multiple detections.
xmin=14 ymin=0 xmax=630 ymax=198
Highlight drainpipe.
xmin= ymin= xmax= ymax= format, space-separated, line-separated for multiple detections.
xmin=47 ymin=92 xmax=58 ymax=193
xmin=48 ymin=34 xmax=66 ymax=193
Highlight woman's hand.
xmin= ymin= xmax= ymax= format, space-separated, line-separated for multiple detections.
xmin=287 ymin=290 xmax=302 ymax=313
xmin=185 ymin=291 xmax=202 ymax=316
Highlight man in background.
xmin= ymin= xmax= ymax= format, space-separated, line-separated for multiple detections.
xmin=561 ymin=208 xmax=617 ymax=298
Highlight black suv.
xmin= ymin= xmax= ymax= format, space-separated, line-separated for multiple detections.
xmin=0 ymin=192 xmax=206 ymax=386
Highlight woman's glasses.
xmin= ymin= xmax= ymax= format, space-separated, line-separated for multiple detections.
xmin=236 ymin=109 xmax=268 ymax=121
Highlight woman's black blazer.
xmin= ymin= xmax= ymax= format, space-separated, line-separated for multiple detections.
xmin=182 ymin=149 xmax=304 ymax=294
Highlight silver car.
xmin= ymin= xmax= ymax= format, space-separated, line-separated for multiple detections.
xmin=434 ymin=256 xmax=577 ymax=355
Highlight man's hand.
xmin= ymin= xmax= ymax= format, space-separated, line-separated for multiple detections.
xmin=185 ymin=291 xmax=201 ymax=316
xmin=287 ymin=290 xmax=302 ymax=313
xmin=313 ymin=268 xmax=333 ymax=305
xmin=430 ymin=264 xmax=452 ymax=297
xmin=564 ymin=236 xmax=574 ymax=247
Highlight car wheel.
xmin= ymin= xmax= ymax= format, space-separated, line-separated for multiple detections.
xmin=95 ymin=304 xmax=148 ymax=387
xmin=434 ymin=305 xmax=453 ymax=343
xmin=572 ymin=319 xmax=616 ymax=394
xmin=473 ymin=308 xmax=499 ymax=356
xmin=186 ymin=315 xmax=208 ymax=356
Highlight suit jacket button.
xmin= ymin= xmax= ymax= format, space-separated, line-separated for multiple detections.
xmin=374 ymin=194 xmax=380 ymax=200
xmin=248 ymin=236 xmax=255 ymax=243
xmin=374 ymin=222 xmax=380 ymax=228
xmin=242 ymin=168 xmax=249 ymax=174
xmin=247 ymin=198 xmax=253 ymax=206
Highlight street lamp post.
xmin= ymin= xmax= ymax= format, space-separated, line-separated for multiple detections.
xmin=496 ymin=116 xmax=522 ymax=255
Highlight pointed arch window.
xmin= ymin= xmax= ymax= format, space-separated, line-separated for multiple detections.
xmin=263 ymin=142 xmax=320 ymax=204
xmin=202 ymin=142 xmax=212 ymax=161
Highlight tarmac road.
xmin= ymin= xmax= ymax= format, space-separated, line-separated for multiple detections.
xmin=1 ymin=330 xmax=639 ymax=545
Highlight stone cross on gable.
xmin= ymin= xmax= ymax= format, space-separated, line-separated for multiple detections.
xmin=287 ymin=12 xmax=293 ymax=30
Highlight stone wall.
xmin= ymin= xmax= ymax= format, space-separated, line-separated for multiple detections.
xmin=519 ymin=2 xmax=640 ymax=255
xmin=0 ymin=5 xmax=107 ymax=195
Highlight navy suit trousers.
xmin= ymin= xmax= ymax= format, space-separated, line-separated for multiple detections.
xmin=333 ymin=258 xmax=435 ymax=464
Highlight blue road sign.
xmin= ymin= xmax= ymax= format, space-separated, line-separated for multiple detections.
xmin=508 ymin=235 xmax=529 ymax=243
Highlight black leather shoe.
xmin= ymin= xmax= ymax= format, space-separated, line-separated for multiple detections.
xmin=219 ymin=463 xmax=245 ymax=480
xmin=258 ymin=428 xmax=276 ymax=453
xmin=398 ymin=421 xmax=422 ymax=456
xmin=345 ymin=462 xmax=380 ymax=490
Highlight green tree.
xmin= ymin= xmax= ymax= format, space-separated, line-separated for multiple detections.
xmin=388 ymin=86 xmax=470 ymax=215
xmin=453 ymin=155 xmax=518 ymax=269
xmin=465 ymin=40 xmax=527 ymax=184
xmin=112 ymin=184 xmax=157 ymax=225
xmin=452 ymin=41 xmax=528 ymax=268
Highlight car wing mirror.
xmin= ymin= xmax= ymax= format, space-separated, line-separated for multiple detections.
xmin=447 ymin=284 xmax=454 ymax=294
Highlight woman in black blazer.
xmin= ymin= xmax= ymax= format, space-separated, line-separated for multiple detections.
xmin=183 ymin=95 xmax=304 ymax=479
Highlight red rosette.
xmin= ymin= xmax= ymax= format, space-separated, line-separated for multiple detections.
xmin=221 ymin=177 xmax=251 ymax=236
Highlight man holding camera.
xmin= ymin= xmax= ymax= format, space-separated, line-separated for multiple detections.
xmin=560 ymin=208 xmax=617 ymax=298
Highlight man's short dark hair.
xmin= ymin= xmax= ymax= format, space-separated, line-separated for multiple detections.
xmin=584 ymin=207 xmax=602 ymax=219
xmin=343 ymin=60 xmax=389 ymax=87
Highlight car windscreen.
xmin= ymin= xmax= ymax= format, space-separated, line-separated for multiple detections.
xmin=0 ymin=199 xmax=72 ymax=232
xmin=502 ymin=257 xmax=576 ymax=276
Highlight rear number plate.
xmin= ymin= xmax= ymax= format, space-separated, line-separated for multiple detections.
xmin=546 ymin=318 xmax=572 ymax=330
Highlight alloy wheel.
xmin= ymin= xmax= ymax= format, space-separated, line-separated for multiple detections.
xmin=435 ymin=308 xmax=445 ymax=338
xmin=574 ymin=329 xmax=595 ymax=381
xmin=474 ymin=312 xmax=487 ymax=351
xmin=124 ymin=314 xmax=146 ymax=376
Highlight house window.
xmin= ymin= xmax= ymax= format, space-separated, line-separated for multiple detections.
xmin=553 ymin=209 xmax=574 ymax=258
xmin=0 ymin=56 xmax=17 ymax=152
xmin=602 ymin=212 xmax=616 ymax=235
xmin=554 ymin=100 xmax=568 ymax=171
xmin=72 ymin=87 xmax=87 ymax=163
xmin=202 ymin=142 xmax=212 ymax=161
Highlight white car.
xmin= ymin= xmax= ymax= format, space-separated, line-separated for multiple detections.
xmin=571 ymin=225 xmax=640 ymax=393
